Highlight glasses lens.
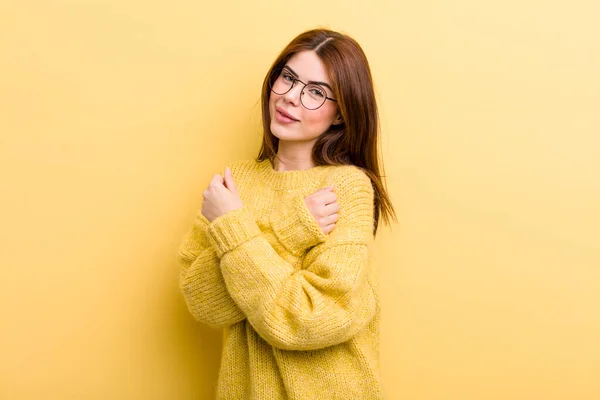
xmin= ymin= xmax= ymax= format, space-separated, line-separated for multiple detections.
xmin=301 ymin=84 xmax=327 ymax=110
xmin=269 ymin=69 xmax=329 ymax=110
xmin=271 ymin=70 xmax=293 ymax=95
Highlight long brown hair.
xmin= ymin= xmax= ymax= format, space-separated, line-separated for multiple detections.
xmin=257 ymin=28 xmax=397 ymax=236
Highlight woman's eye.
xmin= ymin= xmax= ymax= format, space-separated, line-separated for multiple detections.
xmin=282 ymin=73 xmax=295 ymax=82
xmin=310 ymin=87 xmax=325 ymax=98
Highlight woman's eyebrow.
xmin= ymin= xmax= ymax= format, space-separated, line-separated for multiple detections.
xmin=283 ymin=65 xmax=333 ymax=91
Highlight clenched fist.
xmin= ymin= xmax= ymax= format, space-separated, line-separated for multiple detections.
xmin=304 ymin=185 xmax=340 ymax=235
xmin=201 ymin=167 xmax=244 ymax=222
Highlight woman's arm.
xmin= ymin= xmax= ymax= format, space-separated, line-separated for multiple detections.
xmin=178 ymin=212 xmax=245 ymax=328
xmin=269 ymin=192 xmax=329 ymax=256
xmin=178 ymin=180 xmax=332 ymax=328
xmin=207 ymin=168 xmax=377 ymax=351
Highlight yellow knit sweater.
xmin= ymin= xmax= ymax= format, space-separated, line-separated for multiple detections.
xmin=178 ymin=158 xmax=382 ymax=399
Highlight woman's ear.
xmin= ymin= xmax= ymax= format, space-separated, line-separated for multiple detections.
xmin=332 ymin=113 xmax=344 ymax=126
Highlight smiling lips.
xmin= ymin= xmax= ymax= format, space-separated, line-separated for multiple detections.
xmin=275 ymin=107 xmax=299 ymax=123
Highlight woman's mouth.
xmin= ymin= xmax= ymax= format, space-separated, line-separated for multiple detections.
xmin=275 ymin=107 xmax=299 ymax=123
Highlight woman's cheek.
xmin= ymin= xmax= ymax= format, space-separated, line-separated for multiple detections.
xmin=307 ymin=109 xmax=335 ymax=132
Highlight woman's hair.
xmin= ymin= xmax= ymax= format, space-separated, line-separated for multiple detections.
xmin=256 ymin=28 xmax=397 ymax=236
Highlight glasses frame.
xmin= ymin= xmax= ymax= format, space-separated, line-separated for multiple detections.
xmin=269 ymin=68 xmax=337 ymax=110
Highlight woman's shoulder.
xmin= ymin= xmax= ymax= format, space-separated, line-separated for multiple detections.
xmin=227 ymin=158 xmax=264 ymax=179
xmin=324 ymin=164 xmax=373 ymax=192
xmin=228 ymin=158 xmax=260 ymax=171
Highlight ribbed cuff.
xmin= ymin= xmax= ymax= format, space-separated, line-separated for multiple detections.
xmin=270 ymin=195 xmax=327 ymax=256
xmin=206 ymin=207 xmax=261 ymax=258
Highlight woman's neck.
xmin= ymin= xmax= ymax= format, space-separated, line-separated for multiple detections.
xmin=273 ymin=141 xmax=316 ymax=172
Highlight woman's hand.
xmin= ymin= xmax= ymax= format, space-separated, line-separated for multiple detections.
xmin=201 ymin=167 xmax=244 ymax=223
xmin=304 ymin=185 xmax=340 ymax=235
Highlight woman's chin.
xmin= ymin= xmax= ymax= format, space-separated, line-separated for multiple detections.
xmin=271 ymin=132 xmax=306 ymax=143
xmin=270 ymin=124 xmax=321 ymax=144
xmin=270 ymin=124 xmax=295 ymax=140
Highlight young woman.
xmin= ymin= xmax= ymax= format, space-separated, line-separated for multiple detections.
xmin=178 ymin=28 xmax=396 ymax=399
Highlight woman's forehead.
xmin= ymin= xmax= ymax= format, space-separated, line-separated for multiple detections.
xmin=285 ymin=51 xmax=331 ymax=85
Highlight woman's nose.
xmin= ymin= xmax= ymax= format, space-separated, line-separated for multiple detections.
xmin=283 ymin=81 xmax=303 ymax=104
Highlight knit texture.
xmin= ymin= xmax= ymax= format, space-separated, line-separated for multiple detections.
xmin=178 ymin=159 xmax=383 ymax=399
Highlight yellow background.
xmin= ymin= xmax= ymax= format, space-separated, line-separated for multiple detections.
xmin=1 ymin=0 xmax=599 ymax=399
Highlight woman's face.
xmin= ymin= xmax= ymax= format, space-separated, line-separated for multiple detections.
xmin=268 ymin=50 xmax=342 ymax=146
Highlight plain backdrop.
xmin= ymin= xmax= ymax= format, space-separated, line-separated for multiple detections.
xmin=1 ymin=0 xmax=599 ymax=399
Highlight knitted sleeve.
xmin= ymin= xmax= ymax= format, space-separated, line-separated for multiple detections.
xmin=206 ymin=167 xmax=377 ymax=351
xmin=178 ymin=211 xmax=246 ymax=328
xmin=269 ymin=193 xmax=328 ymax=256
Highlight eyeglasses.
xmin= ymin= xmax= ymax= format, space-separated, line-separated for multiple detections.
xmin=269 ymin=68 xmax=337 ymax=110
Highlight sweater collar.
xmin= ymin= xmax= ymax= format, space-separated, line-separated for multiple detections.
xmin=256 ymin=159 xmax=329 ymax=190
